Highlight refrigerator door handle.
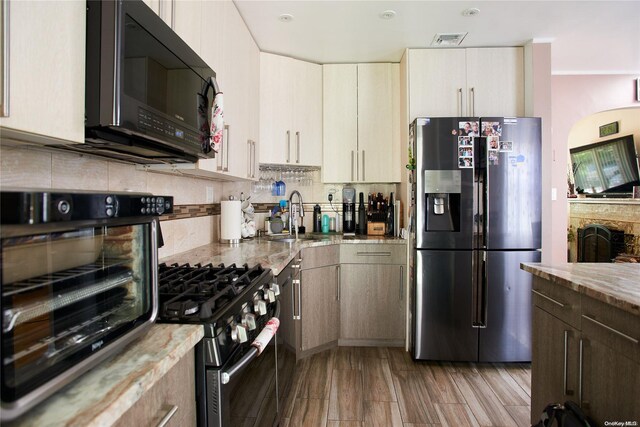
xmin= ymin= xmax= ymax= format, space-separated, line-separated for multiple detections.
xmin=472 ymin=251 xmax=488 ymax=328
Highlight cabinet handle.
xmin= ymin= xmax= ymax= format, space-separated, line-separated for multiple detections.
xmin=578 ymin=338 xmax=584 ymax=406
xmin=1 ymin=0 xmax=9 ymax=117
xmin=563 ymin=330 xmax=569 ymax=396
xmin=296 ymin=131 xmax=300 ymax=164
xmin=356 ymin=251 xmax=391 ymax=257
xmin=170 ymin=0 xmax=176 ymax=29
xmin=531 ymin=289 xmax=566 ymax=308
xmin=582 ymin=314 xmax=639 ymax=344
xmin=216 ymin=125 xmax=224 ymax=171
xmin=399 ymin=266 xmax=404 ymax=301
xmin=470 ymin=87 xmax=475 ymax=116
xmin=457 ymin=88 xmax=463 ymax=116
xmin=361 ymin=150 xmax=366 ymax=181
xmin=351 ymin=151 xmax=355 ymax=181
xmin=252 ymin=141 xmax=256 ymax=178
xmin=223 ymin=124 xmax=230 ymax=172
xmin=336 ymin=265 xmax=340 ymax=301
xmin=286 ymin=130 xmax=291 ymax=163
xmin=247 ymin=140 xmax=251 ymax=178
xmin=156 ymin=404 xmax=178 ymax=427
xmin=294 ymin=278 xmax=301 ymax=320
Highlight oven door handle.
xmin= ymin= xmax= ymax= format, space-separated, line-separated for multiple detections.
xmin=221 ymin=300 xmax=280 ymax=385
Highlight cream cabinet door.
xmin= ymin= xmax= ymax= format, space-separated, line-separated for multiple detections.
xmin=292 ymin=60 xmax=323 ymax=166
xmin=466 ymin=48 xmax=524 ymax=117
xmin=172 ymin=0 xmax=202 ymax=55
xmin=260 ymin=53 xmax=294 ymax=164
xmin=322 ymin=64 xmax=358 ymax=183
xmin=407 ymin=49 xmax=467 ymax=120
xmin=0 ymin=0 xmax=85 ymax=144
xmin=357 ymin=63 xmax=401 ymax=183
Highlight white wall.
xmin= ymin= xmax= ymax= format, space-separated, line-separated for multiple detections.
xmin=568 ymin=108 xmax=640 ymax=151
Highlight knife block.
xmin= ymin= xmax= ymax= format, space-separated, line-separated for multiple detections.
xmin=367 ymin=222 xmax=386 ymax=235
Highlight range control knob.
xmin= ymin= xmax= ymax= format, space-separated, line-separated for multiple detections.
xmin=254 ymin=299 xmax=267 ymax=316
xmin=242 ymin=313 xmax=257 ymax=331
xmin=265 ymin=289 xmax=276 ymax=303
xmin=270 ymin=283 xmax=280 ymax=297
xmin=231 ymin=324 xmax=248 ymax=343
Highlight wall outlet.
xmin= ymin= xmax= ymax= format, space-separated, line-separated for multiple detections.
xmin=328 ymin=188 xmax=337 ymax=202
xmin=206 ymin=186 xmax=214 ymax=203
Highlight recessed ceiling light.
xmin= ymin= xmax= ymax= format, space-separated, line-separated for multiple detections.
xmin=462 ymin=8 xmax=480 ymax=17
xmin=380 ymin=10 xmax=396 ymax=20
xmin=279 ymin=13 xmax=294 ymax=23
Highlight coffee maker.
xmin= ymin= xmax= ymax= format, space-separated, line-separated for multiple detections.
xmin=342 ymin=187 xmax=356 ymax=235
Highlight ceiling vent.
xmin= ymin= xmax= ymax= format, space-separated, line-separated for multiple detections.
xmin=431 ymin=32 xmax=468 ymax=47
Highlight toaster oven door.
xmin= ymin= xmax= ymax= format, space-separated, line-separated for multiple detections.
xmin=1 ymin=218 xmax=157 ymax=412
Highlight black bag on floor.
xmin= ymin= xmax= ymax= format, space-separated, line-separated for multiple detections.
xmin=534 ymin=401 xmax=597 ymax=427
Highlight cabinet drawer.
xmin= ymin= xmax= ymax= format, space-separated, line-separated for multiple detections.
xmin=532 ymin=277 xmax=581 ymax=328
xmin=300 ymin=245 xmax=339 ymax=270
xmin=581 ymin=295 xmax=640 ymax=363
xmin=340 ymin=243 xmax=406 ymax=264
xmin=115 ymin=349 xmax=196 ymax=426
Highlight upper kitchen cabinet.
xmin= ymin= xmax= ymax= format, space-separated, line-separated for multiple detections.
xmin=323 ymin=63 xmax=401 ymax=183
xmin=142 ymin=0 xmax=201 ymax=55
xmin=0 ymin=0 xmax=85 ymax=144
xmin=161 ymin=0 xmax=258 ymax=180
xmin=259 ymin=53 xmax=322 ymax=167
xmin=407 ymin=48 xmax=524 ymax=120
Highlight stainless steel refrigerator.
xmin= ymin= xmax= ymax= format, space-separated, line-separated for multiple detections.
xmin=410 ymin=117 xmax=541 ymax=362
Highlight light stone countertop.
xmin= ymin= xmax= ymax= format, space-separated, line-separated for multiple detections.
xmin=521 ymin=262 xmax=640 ymax=315
xmin=8 ymin=324 xmax=204 ymax=427
xmin=162 ymin=234 xmax=407 ymax=275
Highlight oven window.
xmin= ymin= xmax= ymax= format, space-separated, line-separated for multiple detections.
xmin=1 ymin=223 xmax=152 ymax=402
xmin=123 ymin=13 xmax=202 ymax=130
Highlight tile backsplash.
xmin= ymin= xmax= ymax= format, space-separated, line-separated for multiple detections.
xmin=1 ymin=144 xmax=399 ymax=259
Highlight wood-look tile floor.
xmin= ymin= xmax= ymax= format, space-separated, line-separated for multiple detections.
xmin=281 ymin=347 xmax=531 ymax=427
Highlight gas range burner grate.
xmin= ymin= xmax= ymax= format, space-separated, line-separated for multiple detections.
xmin=157 ymin=262 xmax=266 ymax=322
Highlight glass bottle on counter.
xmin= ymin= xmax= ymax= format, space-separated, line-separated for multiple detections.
xmin=358 ymin=192 xmax=367 ymax=235
xmin=386 ymin=192 xmax=394 ymax=236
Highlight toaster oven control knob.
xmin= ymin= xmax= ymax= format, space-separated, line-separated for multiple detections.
xmin=231 ymin=324 xmax=248 ymax=343
xmin=254 ymin=299 xmax=267 ymax=316
xmin=242 ymin=313 xmax=257 ymax=331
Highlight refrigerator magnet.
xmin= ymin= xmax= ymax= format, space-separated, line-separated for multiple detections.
xmin=488 ymin=151 xmax=499 ymax=166
xmin=499 ymin=141 xmax=513 ymax=152
xmin=458 ymin=136 xmax=473 ymax=147
xmin=458 ymin=147 xmax=473 ymax=157
xmin=458 ymin=157 xmax=473 ymax=168
xmin=482 ymin=121 xmax=502 ymax=136
xmin=487 ymin=135 xmax=499 ymax=151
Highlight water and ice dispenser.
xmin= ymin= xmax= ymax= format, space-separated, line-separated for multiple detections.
xmin=424 ymin=170 xmax=461 ymax=232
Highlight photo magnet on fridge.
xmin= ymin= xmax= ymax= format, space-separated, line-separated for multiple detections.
xmin=489 ymin=151 xmax=499 ymax=166
xmin=482 ymin=121 xmax=502 ymax=136
xmin=499 ymin=141 xmax=513 ymax=152
xmin=458 ymin=157 xmax=473 ymax=168
xmin=487 ymin=135 xmax=499 ymax=151
xmin=458 ymin=136 xmax=473 ymax=147
xmin=459 ymin=121 xmax=480 ymax=137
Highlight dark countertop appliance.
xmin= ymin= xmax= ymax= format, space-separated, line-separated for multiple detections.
xmin=157 ymin=262 xmax=286 ymax=427
xmin=342 ymin=187 xmax=356 ymax=235
xmin=70 ymin=0 xmax=219 ymax=164
xmin=410 ymin=117 xmax=542 ymax=363
xmin=0 ymin=189 xmax=172 ymax=422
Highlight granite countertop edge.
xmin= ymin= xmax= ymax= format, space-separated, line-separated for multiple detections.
xmin=162 ymin=235 xmax=407 ymax=276
xmin=11 ymin=324 xmax=204 ymax=427
xmin=521 ymin=262 xmax=640 ymax=316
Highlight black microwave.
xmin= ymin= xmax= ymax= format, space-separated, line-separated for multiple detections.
xmin=74 ymin=0 xmax=219 ymax=164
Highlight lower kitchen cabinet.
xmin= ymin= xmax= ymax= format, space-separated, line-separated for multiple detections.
xmin=300 ymin=264 xmax=340 ymax=351
xmin=530 ymin=278 xmax=640 ymax=425
xmin=531 ymin=306 xmax=580 ymax=418
xmin=339 ymin=264 xmax=405 ymax=344
xmin=114 ymin=348 xmax=196 ymax=426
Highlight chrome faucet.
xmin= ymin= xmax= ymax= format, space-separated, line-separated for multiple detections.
xmin=288 ymin=190 xmax=304 ymax=236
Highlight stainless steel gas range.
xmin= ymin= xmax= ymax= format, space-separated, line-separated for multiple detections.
xmin=157 ymin=262 xmax=289 ymax=427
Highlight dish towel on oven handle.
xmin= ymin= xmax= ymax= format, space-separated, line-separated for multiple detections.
xmin=198 ymin=76 xmax=223 ymax=154
xmin=251 ymin=317 xmax=280 ymax=355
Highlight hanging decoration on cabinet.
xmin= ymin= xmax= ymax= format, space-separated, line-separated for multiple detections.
xmin=198 ymin=76 xmax=224 ymax=154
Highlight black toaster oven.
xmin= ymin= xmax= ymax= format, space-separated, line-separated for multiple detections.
xmin=0 ymin=189 xmax=173 ymax=421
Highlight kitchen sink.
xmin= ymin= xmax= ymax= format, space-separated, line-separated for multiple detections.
xmin=264 ymin=234 xmax=323 ymax=243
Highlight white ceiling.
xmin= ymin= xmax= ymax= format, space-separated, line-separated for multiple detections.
xmin=233 ymin=0 xmax=640 ymax=74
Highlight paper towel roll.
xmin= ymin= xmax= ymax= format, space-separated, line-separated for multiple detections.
xmin=220 ymin=200 xmax=242 ymax=244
